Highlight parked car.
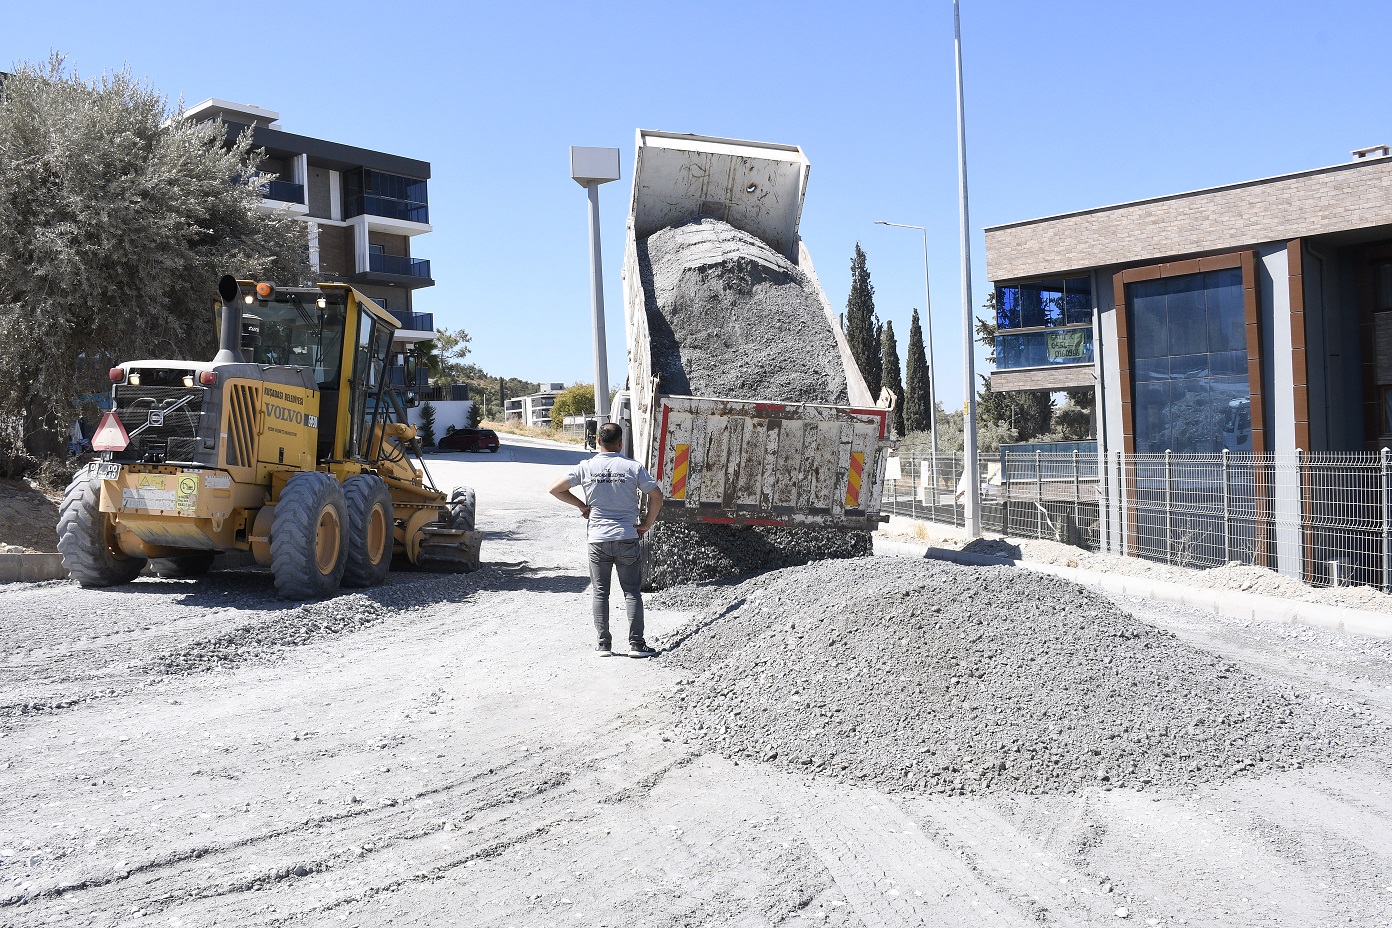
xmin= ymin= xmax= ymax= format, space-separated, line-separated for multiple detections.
xmin=437 ymin=428 xmax=500 ymax=453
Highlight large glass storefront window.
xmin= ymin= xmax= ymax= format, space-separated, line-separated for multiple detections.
xmin=1128 ymin=268 xmax=1251 ymax=453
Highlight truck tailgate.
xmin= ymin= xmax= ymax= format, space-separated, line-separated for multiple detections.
xmin=649 ymin=395 xmax=890 ymax=530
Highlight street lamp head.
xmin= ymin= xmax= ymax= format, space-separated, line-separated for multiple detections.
xmin=570 ymin=146 xmax=621 ymax=187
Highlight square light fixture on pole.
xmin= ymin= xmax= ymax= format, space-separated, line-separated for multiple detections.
xmin=571 ymin=146 xmax=622 ymax=425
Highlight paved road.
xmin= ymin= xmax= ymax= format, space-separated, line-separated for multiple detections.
xmin=1 ymin=437 xmax=1390 ymax=926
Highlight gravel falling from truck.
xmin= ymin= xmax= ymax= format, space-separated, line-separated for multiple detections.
xmin=638 ymin=218 xmax=849 ymax=405
xmin=661 ymin=557 xmax=1375 ymax=796
xmin=637 ymin=218 xmax=866 ymax=586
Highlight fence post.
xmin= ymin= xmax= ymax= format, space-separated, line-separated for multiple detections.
xmin=1117 ymin=449 xmax=1126 ymax=557
xmin=930 ymin=450 xmax=938 ymax=524
xmin=1382 ymin=448 xmax=1391 ymax=593
xmin=1221 ymin=449 xmax=1231 ymax=563
xmin=1034 ymin=449 xmax=1044 ymax=539
xmin=1164 ymin=449 xmax=1174 ymax=564
xmin=1295 ymin=448 xmax=1305 ymax=583
xmin=1072 ymin=448 xmax=1081 ymax=533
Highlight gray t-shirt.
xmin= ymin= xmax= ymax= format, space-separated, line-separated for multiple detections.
xmin=566 ymin=452 xmax=659 ymax=542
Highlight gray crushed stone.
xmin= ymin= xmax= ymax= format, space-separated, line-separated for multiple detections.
xmin=644 ymin=523 xmax=870 ymax=591
xmin=662 ymin=557 xmax=1376 ymax=796
xmin=637 ymin=218 xmax=863 ymax=588
xmin=638 ymin=218 xmax=848 ymax=405
xmin=153 ymin=569 xmax=495 ymax=674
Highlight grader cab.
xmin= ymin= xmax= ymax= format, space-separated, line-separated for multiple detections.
xmin=57 ymin=276 xmax=481 ymax=599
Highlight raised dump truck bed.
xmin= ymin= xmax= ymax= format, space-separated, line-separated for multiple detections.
xmin=619 ymin=129 xmax=892 ymax=529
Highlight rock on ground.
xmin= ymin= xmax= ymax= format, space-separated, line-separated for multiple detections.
xmin=661 ymin=557 xmax=1378 ymax=796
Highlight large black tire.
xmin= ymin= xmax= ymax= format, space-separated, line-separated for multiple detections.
xmin=342 ymin=475 xmax=394 ymax=588
xmin=270 ymin=472 xmax=347 ymax=600
xmin=448 ymin=487 xmax=477 ymax=532
xmin=150 ymin=553 xmax=216 ymax=578
xmin=56 ymin=468 xmax=146 ymax=587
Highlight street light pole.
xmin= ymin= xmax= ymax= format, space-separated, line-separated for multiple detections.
xmin=873 ymin=221 xmax=938 ymax=461
xmin=570 ymin=146 xmax=622 ymax=425
xmin=953 ymin=0 xmax=982 ymax=539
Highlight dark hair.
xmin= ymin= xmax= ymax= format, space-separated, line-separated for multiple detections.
xmin=598 ymin=422 xmax=623 ymax=447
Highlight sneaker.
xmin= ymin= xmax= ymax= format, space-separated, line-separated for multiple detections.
xmin=596 ymin=642 xmax=613 ymax=657
xmin=627 ymin=640 xmax=658 ymax=659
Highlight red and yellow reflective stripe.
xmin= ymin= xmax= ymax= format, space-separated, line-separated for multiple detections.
xmin=671 ymin=444 xmax=690 ymax=500
xmin=844 ymin=451 xmax=865 ymax=508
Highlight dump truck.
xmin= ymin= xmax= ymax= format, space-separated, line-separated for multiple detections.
xmin=57 ymin=276 xmax=481 ymax=599
xmin=615 ymin=130 xmax=893 ymax=539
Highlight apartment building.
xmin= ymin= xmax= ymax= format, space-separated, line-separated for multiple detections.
xmin=184 ymin=99 xmax=436 ymax=388
xmin=504 ymin=383 xmax=567 ymax=428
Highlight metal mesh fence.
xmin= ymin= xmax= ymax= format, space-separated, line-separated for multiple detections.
xmin=882 ymin=449 xmax=1392 ymax=591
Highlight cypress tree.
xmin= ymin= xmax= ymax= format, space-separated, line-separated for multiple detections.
xmin=844 ymin=243 xmax=882 ymax=398
xmin=903 ymin=308 xmax=930 ymax=434
xmin=881 ymin=320 xmax=906 ymax=438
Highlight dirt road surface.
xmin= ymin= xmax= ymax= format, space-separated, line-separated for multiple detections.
xmin=3 ymin=436 xmax=1390 ymax=927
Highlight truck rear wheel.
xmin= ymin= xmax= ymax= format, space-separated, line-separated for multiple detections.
xmin=342 ymin=475 xmax=393 ymax=588
xmin=57 ymin=468 xmax=146 ymax=587
xmin=150 ymin=553 xmax=216 ymax=578
xmin=270 ymin=472 xmax=347 ymax=600
xmin=448 ymin=487 xmax=476 ymax=532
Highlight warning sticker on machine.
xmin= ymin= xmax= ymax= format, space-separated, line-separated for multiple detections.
xmin=123 ymin=488 xmax=176 ymax=510
xmin=175 ymin=476 xmax=198 ymax=511
xmin=122 ymin=474 xmax=176 ymax=511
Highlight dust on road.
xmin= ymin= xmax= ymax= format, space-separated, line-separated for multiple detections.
xmin=2 ymin=437 xmax=1390 ymax=927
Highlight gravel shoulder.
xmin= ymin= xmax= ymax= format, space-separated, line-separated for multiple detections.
xmin=1 ymin=441 xmax=1389 ymax=926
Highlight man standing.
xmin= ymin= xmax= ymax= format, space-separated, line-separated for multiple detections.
xmin=549 ymin=422 xmax=664 ymax=657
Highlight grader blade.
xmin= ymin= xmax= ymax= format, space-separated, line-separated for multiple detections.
xmin=414 ymin=525 xmax=484 ymax=572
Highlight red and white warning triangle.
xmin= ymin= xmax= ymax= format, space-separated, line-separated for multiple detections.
xmin=91 ymin=411 xmax=130 ymax=452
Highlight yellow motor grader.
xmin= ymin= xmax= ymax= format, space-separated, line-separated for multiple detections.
xmin=57 ymin=276 xmax=482 ymax=599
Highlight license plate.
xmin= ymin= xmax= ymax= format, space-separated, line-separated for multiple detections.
xmin=97 ymin=463 xmax=122 ymax=481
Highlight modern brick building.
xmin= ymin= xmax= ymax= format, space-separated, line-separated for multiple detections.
xmin=986 ymin=146 xmax=1392 ymax=458
xmin=184 ymin=99 xmax=436 ymax=394
xmin=983 ymin=147 xmax=1392 ymax=583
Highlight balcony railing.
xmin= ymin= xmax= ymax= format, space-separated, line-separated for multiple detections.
xmin=349 ymin=194 xmax=429 ymax=224
xmin=263 ymin=180 xmax=305 ymax=204
xmin=994 ymin=327 xmax=1093 ymax=370
xmin=369 ymin=253 xmax=432 ymax=279
xmin=394 ymin=311 xmax=434 ymax=332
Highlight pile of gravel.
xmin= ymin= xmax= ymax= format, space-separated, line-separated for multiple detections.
xmin=152 ymin=569 xmax=494 ymax=674
xmin=637 ymin=218 xmax=848 ymax=405
xmin=643 ymin=522 xmax=870 ymax=591
xmin=662 ymin=557 xmax=1369 ymax=795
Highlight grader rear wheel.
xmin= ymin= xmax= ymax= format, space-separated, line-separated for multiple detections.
xmin=270 ymin=472 xmax=348 ymax=600
xmin=56 ymin=468 xmax=146 ymax=587
xmin=342 ymin=475 xmax=393 ymax=588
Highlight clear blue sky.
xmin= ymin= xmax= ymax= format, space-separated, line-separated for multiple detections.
xmin=7 ymin=0 xmax=1391 ymax=407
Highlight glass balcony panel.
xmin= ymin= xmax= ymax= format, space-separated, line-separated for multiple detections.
xmin=368 ymin=253 xmax=432 ymax=278
xmin=264 ymin=180 xmax=304 ymax=203
xmin=396 ymin=311 xmax=434 ymax=331
xmin=993 ymin=328 xmax=1093 ymax=370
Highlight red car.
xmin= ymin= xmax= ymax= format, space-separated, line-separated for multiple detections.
xmin=437 ymin=428 xmax=500 ymax=453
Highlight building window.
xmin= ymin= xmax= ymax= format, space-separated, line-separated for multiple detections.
xmin=993 ymin=276 xmax=1094 ymax=369
xmin=344 ymin=168 xmax=429 ymax=223
xmin=1128 ymin=268 xmax=1250 ymax=453
xmin=369 ymin=243 xmax=385 ymax=255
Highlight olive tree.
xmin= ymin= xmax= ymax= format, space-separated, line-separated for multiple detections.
xmin=0 ymin=55 xmax=309 ymax=462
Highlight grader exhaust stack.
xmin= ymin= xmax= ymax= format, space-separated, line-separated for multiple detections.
xmin=213 ymin=274 xmax=244 ymax=364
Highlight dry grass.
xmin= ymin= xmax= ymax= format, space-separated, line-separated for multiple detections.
xmin=481 ymin=419 xmax=584 ymax=446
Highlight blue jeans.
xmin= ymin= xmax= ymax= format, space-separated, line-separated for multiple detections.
xmin=588 ymin=539 xmax=643 ymax=646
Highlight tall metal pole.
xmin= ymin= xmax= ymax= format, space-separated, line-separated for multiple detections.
xmin=586 ymin=181 xmax=611 ymax=424
xmin=954 ymin=0 xmax=981 ymax=538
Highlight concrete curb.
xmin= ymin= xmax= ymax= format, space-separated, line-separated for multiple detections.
xmin=873 ymin=538 xmax=1392 ymax=639
xmin=0 ymin=553 xmax=68 ymax=583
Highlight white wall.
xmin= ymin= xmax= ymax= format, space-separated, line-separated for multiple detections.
xmin=408 ymin=400 xmax=475 ymax=439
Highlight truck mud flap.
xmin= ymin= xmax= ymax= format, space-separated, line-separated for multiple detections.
xmin=411 ymin=526 xmax=484 ymax=573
